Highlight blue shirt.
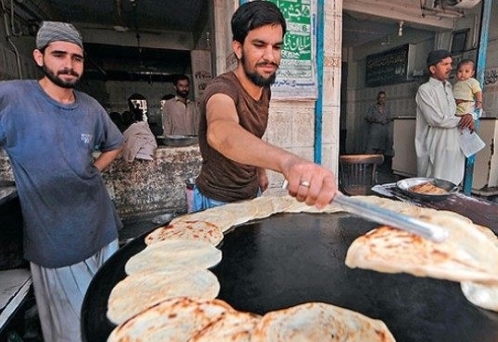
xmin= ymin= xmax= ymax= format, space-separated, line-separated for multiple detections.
xmin=0 ymin=80 xmax=124 ymax=267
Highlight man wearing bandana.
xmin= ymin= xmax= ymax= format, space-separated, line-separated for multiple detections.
xmin=0 ymin=21 xmax=124 ymax=341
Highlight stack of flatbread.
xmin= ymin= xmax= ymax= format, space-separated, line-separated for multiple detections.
xmin=108 ymin=297 xmax=238 ymax=342
xmin=107 ymin=239 xmax=223 ymax=325
xmin=143 ymin=195 xmax=342 ymax=250
xmin=108 ymin=297 xmax=395 ymax=342
xmin=345 ymin=195 xmax=498 ymax=312
xmin=107 ymin=269 xmax=220 ymax=324
xmin=106 ymin=193 xmax=498 ymax=341
xmin=167 ymin=195 xmax=342 ymax=234
xmin=106 ymin=195 xmax=401 ymax=340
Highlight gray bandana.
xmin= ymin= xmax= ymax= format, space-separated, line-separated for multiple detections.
xmin=36 ymin=21 xmax=83 ymax=50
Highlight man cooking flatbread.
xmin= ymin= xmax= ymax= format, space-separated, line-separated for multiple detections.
xmin=194 ymin=1 xmax=337 ymax=210
xmin=0 ymin=22 xmax=123 ymax=341
xmin=415 ymin=49 xmax=475 ymax=185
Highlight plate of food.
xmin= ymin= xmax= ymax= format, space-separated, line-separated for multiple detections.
xmin=396 ymin=177 xmax=458 ymax=202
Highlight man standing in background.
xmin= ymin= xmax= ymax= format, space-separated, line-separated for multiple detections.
xmin=162 ymin=75 xmax=199 ymax=136
xmin=415 ymin=49 xmax=474 ymax=185
xmin=0 ymin=21 xmax=123 ymax=341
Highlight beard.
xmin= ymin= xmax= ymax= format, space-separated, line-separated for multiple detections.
xmin=176 ymin=89 xmax=189 ymax=98
xmin=241 ymin=55 xmax=278 ymax=87
xmin=41 ymin=65 xmax=81 ymax=89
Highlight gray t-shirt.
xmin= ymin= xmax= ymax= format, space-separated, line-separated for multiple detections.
xmin=0 ymin=80 xmax=124 ymax=268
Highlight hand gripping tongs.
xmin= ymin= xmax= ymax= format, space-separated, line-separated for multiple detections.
xmin=282 ymin=180 xmax=448 ymax=243
xmin=332 ymin=193 xmax=448 ymax=242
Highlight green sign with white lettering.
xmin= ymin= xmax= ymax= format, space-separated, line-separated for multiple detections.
xmin=268 ymin=0 xmax=317 ymax=99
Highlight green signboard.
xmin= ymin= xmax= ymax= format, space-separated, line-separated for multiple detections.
xmin=267 ymin=0 xmax=317 ymax=99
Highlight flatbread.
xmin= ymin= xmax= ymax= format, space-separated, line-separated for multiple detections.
xmin=265 ymin=195 xmax=296 ymax=213
xmin=107 ymin=269 xmax=220 ymax=324
xmin=247 ymin=196 xmax=279 ymax=221
xmin=107 ymin=297 xmax=234 ymax=342
xmin=189 ymin=310 xmax=261 ymax=342
xmin=145 ymin=220 xmax=224 ymax=246
xmin=171 ymin=207 xmax=236 ymax=233
xmin=170 ymin=195 xmax=341 ymax=234
xmin=461 ymin=281 xmax=498 ymax=312
xmin=346 ymin=196 xmax=498 ymax=284
xmin=251 ymin=302 xmax=395 ymax=341
xmin=351 ymin=195 xmax=414 ymax=211
xmin=459 ymin=224 xmax=498 ymax=312
xmin=219 ymin=200 xmax=260 ymax=227
xmin=281 ymin=195 xmax=343 ymax=214
xmin=124 ymin=239 xmax=222 ymax=275
xmin=346 ymin=223 xmax=498 ymax=284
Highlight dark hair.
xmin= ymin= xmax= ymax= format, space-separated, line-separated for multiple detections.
xmin=161 ymin=94 xmax=175 ymax=101
xmin=231 ymin=1 xmax=287 ymax=44
xmin=127 ymin=93 xmax=146 ymax=111
xmin=426 ymin=49 xmax=452 ymax=68
xmin=377 ymin=91 xmax=386 ymax=99
xmin=457 ymin=58 xmax=475 ymax=71
xmin=109 ymin=111 xmax=121 ymax=121
xmin=127 ymin=93 xmax=146 ymax=102
xmin=173 ymin=75 xmax=189 ymax=86
xmin=122 ymin=110 xmax=134 ymax=129
xmin=132 ymin=108 xmax=143 ymax=122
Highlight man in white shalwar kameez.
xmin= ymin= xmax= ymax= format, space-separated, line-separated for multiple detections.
xmin=415 ymin=50 xmax=475 ymax=185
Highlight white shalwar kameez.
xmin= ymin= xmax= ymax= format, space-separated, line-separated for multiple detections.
xmin=415 ymin=77 xmax=465 ymax=185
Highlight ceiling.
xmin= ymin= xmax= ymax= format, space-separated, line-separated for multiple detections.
xmin=8 ymin=0 xmax=438 ymax=81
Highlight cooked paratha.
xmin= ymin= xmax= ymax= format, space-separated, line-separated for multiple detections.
xmin=170 ymin=195 xmax=343 ymax=234
xmin=145 ymin=220 xmax=223 ymax=246
xmin=171 ymin=208 xmax=236 ymax=233
xmin=345 ymin=198 xmax=498 ymax=284
xmin=461 ymin=281 xmax=498 ymax=312
xmin=189 ymin=310 xmax=261 ymax=342
xmin=107 ymin=297 xmax=233 ymax=342
xmin=124 ymin=239 xmax=222 ymax=275
xmin=251 ymin=302 xmax=395 ymax=341
xmin=459 ymin=224 xmax=498 ymax=312
xmin=282 ymin=195 xmax=342 ymax=214
xmin=107 ymin=269 xmax=220 ymax=324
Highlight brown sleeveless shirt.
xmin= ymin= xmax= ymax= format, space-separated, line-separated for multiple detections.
xmin=196 ymin=71 xmax=271 ymax=202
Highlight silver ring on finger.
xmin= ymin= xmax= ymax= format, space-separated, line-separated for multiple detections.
xmin=299 ymin=181 xmax=310 ymax=188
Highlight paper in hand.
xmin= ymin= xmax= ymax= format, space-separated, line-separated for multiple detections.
xmin=459 ymin=128 xmax=486 ymax=157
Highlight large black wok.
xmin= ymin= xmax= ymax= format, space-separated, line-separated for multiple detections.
xmin=81 ymin=212 xmax=498 ymax=342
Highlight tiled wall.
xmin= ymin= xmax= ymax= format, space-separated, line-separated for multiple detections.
xmin=345 ymin=81 xmax=419 ymax=154
xmin=264 ymin=101 xmax=317 ymax=191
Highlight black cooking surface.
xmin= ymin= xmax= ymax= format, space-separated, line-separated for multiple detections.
xmin=82 ymin=212 xmax=498 ymax=342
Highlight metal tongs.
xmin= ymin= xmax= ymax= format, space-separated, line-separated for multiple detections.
xmin=333 ymin=193 xmax=448 ymax=242
xmin=282 ymin=180 xmax=448 ymax=242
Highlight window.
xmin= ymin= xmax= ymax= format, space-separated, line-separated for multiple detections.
xmin=451 ymin=30 xmax=468 ymax=54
